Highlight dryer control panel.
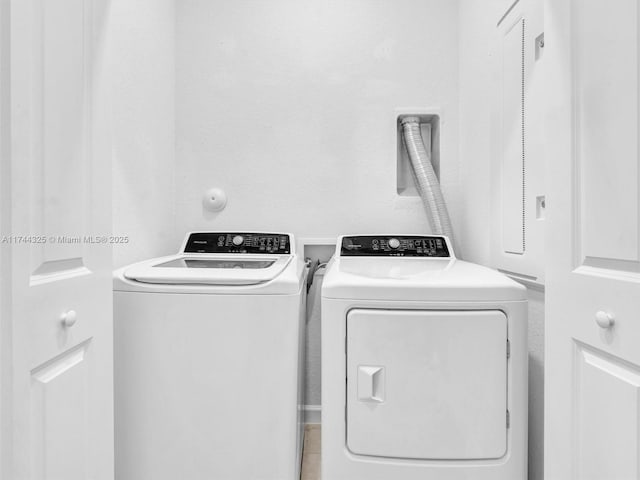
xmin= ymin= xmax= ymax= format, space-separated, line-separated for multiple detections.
xmin=340 ymin=235 xmax=450 ymax=257
xmin=184 ymin=232 xmax=291 ymax=254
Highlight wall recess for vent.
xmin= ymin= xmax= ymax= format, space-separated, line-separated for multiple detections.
xmin=298 ymin=237 xmax=336 ymax=265
xmin=396 ymin=113 xmax=440 ymax=197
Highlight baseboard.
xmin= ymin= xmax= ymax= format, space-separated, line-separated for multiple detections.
xmin=303 ymin=405 xmax=321 ymax=424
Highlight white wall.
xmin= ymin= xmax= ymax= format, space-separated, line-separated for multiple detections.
xmin=110 ymin=0 xmax=177 ymax=268
xmin=175 ymin=0 xmax=461 ymax=241
xmin=458 ymin=0 xmax=502 ymax=265
xmin=175 ymin=0 xmax=461 ymax=413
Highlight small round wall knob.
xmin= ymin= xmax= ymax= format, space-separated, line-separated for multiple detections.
xmin=61 ymin=310 xmax=78 ymax=327
xmin=202 ymin=187 xmax=227 ymax=212
xmin=388 ymin=238 xmax=400 ymax=249
xmin=595 ymin=311 xmax=615 ymax=329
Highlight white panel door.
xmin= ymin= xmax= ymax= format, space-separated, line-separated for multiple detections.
xmin=347 ymin=309 xmax=508 ymax=460
xmin=5 ymin=0 xmax=114 ymax=479
xmin=545 ymin=0 xmax=640 ymax=479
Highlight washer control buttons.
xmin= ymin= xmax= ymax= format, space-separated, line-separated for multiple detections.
xmin=184 ymin=233 xmax=291 ymax=254
xmin=232 ymin=235 xmax=244 ymax=246
xmin=388 ymin=238 xmax=400 ymax=249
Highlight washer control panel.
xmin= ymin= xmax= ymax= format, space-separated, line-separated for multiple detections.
xmin=340 ymin=235 xmax=450 ymax=257
xmin=184 ymin=232 xmax=291 ymax=254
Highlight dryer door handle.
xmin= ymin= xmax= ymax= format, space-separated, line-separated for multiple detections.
xmin=357 ymin=366 xmax=385 ymax=403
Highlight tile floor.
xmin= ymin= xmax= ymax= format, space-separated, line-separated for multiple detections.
xmin=301 ymin=425 xmax=321 ymax=480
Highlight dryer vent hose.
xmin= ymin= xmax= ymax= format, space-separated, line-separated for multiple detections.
xmin=401 ymin=117 xmax=455 ymax=247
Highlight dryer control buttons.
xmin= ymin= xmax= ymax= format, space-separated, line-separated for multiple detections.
xmin=232 ymin=235 xmax=244 ymax=246
xmin=340 ymin=235 xmax=450 ymax=257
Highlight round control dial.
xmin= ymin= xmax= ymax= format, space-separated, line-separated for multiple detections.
xmin=388 ymin=238 xmax=400 ymax=249
xmin=232 ymin=235 xmax=244 ymax=246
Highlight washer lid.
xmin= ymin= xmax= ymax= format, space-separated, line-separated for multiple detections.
xmin=123 ymin=254 xmax=293 ymax=286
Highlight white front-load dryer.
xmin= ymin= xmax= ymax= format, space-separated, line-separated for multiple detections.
xmin=114 ymin=232 xmax=306 ymax=480
xmin=321 ymin=235 xmax=527 ymax=480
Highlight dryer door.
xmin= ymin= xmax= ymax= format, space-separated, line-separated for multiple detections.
xmin=346 ymin=309 xmax=508 ymax=460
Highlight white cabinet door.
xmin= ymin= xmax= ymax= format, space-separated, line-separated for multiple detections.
xmin=347 ymin=309 xmax=508 ymax=460
xmin=3 ymin=0 xmax=114 ymax=478
xmin=545 ymin=1 xmax=640 ymax=479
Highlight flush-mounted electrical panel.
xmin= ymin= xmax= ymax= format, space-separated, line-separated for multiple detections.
xmin=490 ymin=0 xmax=545 ymax=286
xmin=396 ymin=113 xmax=440 ymax=197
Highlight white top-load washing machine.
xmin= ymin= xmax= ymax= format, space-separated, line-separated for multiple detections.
xmin=113 ymin=232 xmax=306 ymax=480
xmin=321 ymin=235 xmax=527 ymax=480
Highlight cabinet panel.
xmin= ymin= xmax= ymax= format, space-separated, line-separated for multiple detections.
xmin=30 ymin=0 xmax=91 ymax=284
xmin=30 ymin=342 xmax=91 ymax=480
xmin=574 ymin=0 xmax=640 ymax=272
xmin=575 ymin=345 xmax=640 ymax=480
